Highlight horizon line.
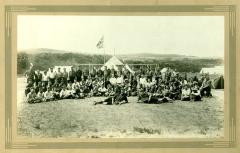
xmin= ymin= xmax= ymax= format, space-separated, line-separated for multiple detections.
xmin=17 ymin=47 xmax=224 ymax=59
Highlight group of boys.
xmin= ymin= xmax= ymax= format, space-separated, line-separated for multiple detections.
xmin=25 ymin=65 xmax=212 ymax=104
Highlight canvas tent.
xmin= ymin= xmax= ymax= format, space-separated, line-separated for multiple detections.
xmin=125 ymin=64 xmax=135 ymax=74
xmin=160 ymin=67 xmax=176 ymax=75
xmin=101 ymin=56 xmax=124 ymax=71
xmin=53 ymin=66 xmax=72 ymax=73
xmin=212 ymin=75 xmax=224 ymax=89
xmin=200 ymin=66 xmax=224 ymax=75
xmin=160 ymin=67 xmax=168 ymax=73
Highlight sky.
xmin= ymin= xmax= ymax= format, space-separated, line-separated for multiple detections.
xmin=17 ymin=15 xmax=224 ymax=58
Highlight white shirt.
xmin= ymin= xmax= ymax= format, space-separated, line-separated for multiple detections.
xmin=42 ymin=73 xmax=48 ymax=81
xmin=109 ymin=77 xmax=117 ymax=85
xmin=98 ymin=87 xmax=107 ymax=92
xmin=183 ymin=80 xmax=188 ymax=85
xmin=37 ymin=92 xmax=44 ymax=98
xmin=116 ymin=76 xmax=123 ymax=84
xmin=182 ymin=88 xmax=191 ymax=96
xmin=72 ymin=82 xmax=80 ymax=90
xmin=47 ymin=71 xmax=55 ymax=79
xmin=60 ymin=89 xmax=68 ymax=97
xmin=145 ymin=82 xmax=152 ymax=88
xmin=140 ymin=78 xmax=147 ymax=85
xmin=44 ymin=91 xmax=53 ymax=98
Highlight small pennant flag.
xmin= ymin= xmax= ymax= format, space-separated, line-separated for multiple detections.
xmin=96 ymin=36 xmax=104 ymax=49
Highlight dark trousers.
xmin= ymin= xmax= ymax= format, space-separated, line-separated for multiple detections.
xmin=200 ymin=86 xmax=211 ymax=97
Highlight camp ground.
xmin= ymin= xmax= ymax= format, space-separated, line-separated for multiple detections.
xmin=17 ymin=55 xmax=224 ymax=138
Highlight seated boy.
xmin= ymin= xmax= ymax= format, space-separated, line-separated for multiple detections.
xmin=200 ymin=76 xmax=212 ymax=97
xmin=43 ymin=87 xmax=55 ymax=102
xmin=25 ymin=79 xmax=34 ymax=96
xmin=52 ymin=87 xmax=60 ymax=100
xmin=35 ymin=88 xmax=44 ymax=103
xmin=71 ymin=79 xmax=80 ymax=99
xmin=181 ymin=84 xmax=191 ymax=101
xmin=190 ymin=83 xmax=201 ymax=101
xmin=60 ymin=86 xmax=73 ymax=99
xmin=115 ymin=87 xmax=128 ymax=105
xmin=98 ymin=84 xmax=107 ymax=96
xmin=137 ymin=87 xmax=149 ymax=103
xmin=26 ymin=88 xmax=37 ymax=104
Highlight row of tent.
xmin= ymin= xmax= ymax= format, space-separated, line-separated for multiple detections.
xmin=52 ymin=56 xmax=224 ymax=89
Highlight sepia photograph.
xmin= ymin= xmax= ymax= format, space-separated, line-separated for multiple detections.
xmin=17 ymin=15 xmax=224 ymax=138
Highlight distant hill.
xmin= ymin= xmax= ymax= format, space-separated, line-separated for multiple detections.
xmin=117 ymin=53 xmax=199 ymax=61
xmin=19 ymin=48 xmax=222 ymax=60
xmin=17 ymin=48 xmax=223 ymax=74
xmin=18 ymin=48 xmax=70 ymax=54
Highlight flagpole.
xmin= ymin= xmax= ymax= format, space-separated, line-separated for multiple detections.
xmin=103 ymin=38 xmax=106 ymax=87
xmin=103 ymin=47 xmax=105 ymax=64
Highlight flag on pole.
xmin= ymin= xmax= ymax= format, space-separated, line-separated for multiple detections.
xmin=96 ymin=36 xmax=104 ymax=49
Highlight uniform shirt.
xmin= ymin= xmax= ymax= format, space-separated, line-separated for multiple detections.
xmin=139 ymin=77 xmax=147 ymax=86
xmin=86 ymin=79 xmax=92 ymax=85
xmin=37 ymin=92 xmax=44 ymax=98
xmin=98 ymin=86 xmax=107 ymax=92
xmin=48 ymin=71 xmax=55 ymax=79
xmin=60 ymin=89 xmax=69 ymax=97
xmin=44 ymin=91 xmax=53 ymax=99
xmin=145 ymin=82 xmax=152 ymax=88
xmin=72 ymin=82 xmax=80 ymax=90
xmin=42 ymin=73 xmax=48 ymax=81
xmin=97 ymin=80 xmax=104 ymax=86
xmin=151 ymin=78 xmax=157 ymax=85
xmin=202 ymin=79 xmax=211 ymax=88
xmin=55 ymin=71 xmax=62 ymax=78
xmin=27 ymin=92 xmax=36 ymax=99
xmin=62 ymin=71 xmax=68 ymax=79
xmin=182 ymin=88 xmax=191 ymax=96
xmin=109 ymin=77 xmax=117 ymax=85
xmin=66 ymin=89 xmax=72 ymax=95
xmin=183 ymin=80 xmax=188 ymax=85
xmin=116 ymin=76 xmax=124 ymax=84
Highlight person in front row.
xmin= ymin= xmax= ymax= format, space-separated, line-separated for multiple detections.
xmin=93 ymin=86 xmax=128 ymax=105
xmin=200 ymin=75 xmax=212 ymax=97
xmin=52 ymin=87 xmax=60 ymax=100
xmin=43 ymin=87 xmax=54 ymax=102
xmin=158 ymin=85 xmax=173 ymax=103
xmin=72 ymin=79 xmax=80 ymax=99
xmin=190 ymin=83 xmax=201 ymax=101
xmin=26 ymin=88 xmax=38 ymax=104
xmin=93 ymin=88 xmax=116 ymax=105
xmin=137 ymin=86 xmax=149 ymax=103
xmin=181 ymin=84 xmax=191 ymax=101
xmin=35 ymin=88 xmax=44 ymax=103
xmin=98 ymin=84 xmax=107 ymax=96
xmin=60 ymin=86 xmax=73 ymax=99
xmin=115 ymin=87 xmax=128 ymax=105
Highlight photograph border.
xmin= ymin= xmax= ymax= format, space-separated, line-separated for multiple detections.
xmin=5 ymin=5 xmax=236 ymax=149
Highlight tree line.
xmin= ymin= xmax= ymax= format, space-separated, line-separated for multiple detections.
xmin=17 ymin=52 xmax=223 ymax=74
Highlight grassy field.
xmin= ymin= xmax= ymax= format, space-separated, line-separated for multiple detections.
xmin=17 ymin=77 xmax=224 ymax=138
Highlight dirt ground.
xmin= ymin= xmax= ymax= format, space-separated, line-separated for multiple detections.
xmin=17 ymin=77 xmax=224 ymax=138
